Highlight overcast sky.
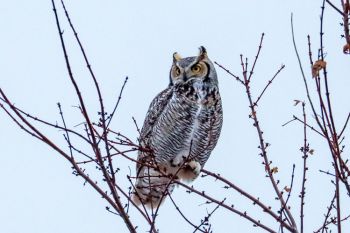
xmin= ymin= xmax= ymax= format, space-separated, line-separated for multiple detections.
xmin=1 ymin=1 xmax=350 ymax=233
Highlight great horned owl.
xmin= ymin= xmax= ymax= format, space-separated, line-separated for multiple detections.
xmin=133 ymin=47 xmax=223 ymax=208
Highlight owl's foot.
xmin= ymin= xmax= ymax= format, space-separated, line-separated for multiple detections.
xmin=170 ymin=155 xmax=186 ymax=168
xmin=178 ymin=160 xmax=201 ymax=182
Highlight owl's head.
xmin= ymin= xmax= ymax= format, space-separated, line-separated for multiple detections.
xmin=169 ymin=46 xmax=218 ymax=86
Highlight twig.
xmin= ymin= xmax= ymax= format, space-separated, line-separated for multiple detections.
xmin=149 ymin=144 xmax=197 ymax=232
xmin=52 ymin=1 xmax=136 ymax=231
xmin=300 ymin=102 xmax=308 ymax=233
xmin=106 ymin=76 xmax=129 ymax=129
xmin=132 ymin=116 xmax=142 ymax=137
xmin=278 ymin=165 xmax=296 ymax=233
xmin=60 ymin=0 xmax=118 ymax=186
xmin=320 ymin=2 xmax=343 ymax=231
xmin=0 ymin=89 xmax=121 ymax=228
xmin=255 ymin=64 xmax=285 ymax=106
xmin=283 ymin=115 xmax=325 ymax=137
xmin=176 ymin=181 xmax=278 ymax=233
xmin=0 ymin=99 xmax=42 ymax=140
xmin=193 ymin=199 xmax=223 ymax=233
xmin=0 ymin=99 xmax=92 ymax=144
xmin=240 ymin=53 xmax=298 ymax=231
xmin=214 ymin=61 xmax=244 ymax=85
xmin=314 ymin=191 xmax=336 ymax=233
xmin=167 ymin=194 xmax=205 ymax=233
xmin=338 ymin=113 xmax=350 ymax=139
xmin=57 ymin=103 xmax=74 ymax=158
xmin=248 ymin=33 xmax=265 ymax=82
xmin=202 ymin=169 xmax=291 ymax=230
xmin=291 ymin=14 xmax=326 ymax=135
xmin=326 ymin=0 xmax=345 ymax=15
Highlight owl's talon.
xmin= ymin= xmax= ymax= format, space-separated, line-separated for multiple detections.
xmin=170 ymin=157 xmax=183 ymax=167
xmin=178 ymin=160 xmax=201 ymax=182
xmin=186 ymin=161 xmax=201 ymax=176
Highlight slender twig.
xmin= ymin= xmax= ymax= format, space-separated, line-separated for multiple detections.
xmin=239 ymin=53 xmax=298 ymax=231
xmin=248 ymin=33 xmax=265 ymax=82
xmin=167 ymin=194 xmax=205 ymax=233
xmin=149 ymin=143 xmax=197 ymax=232
xmin=52 ymin=1 xmax=136 ymax=231
xmin=278 ymin=165 xmax=296 ymax=233
xmin=0 ymin=98 xmax=92 ymax=144
xmin=202 ymin=169 xmax=291 ymax=229
xmin=132 ymin=116 xmax=142 ymax=137
xmin=0 ymin=89 xmax=121 ymax=225
xmin=315 ymin=191 xmax=336 ymax=233
xmin=282 ymin=115 xmax=324 ymax=137
xmin=317 ymin=214 xmax=350 ymax=233
xmin=60 ymin=0 xmax=118 ymax=186
xmin=291 ymin=14 xmax=326 ymax=135
xmin=106 ymin=76 xmax=129 ymax=128
xmin=193 ymin=200 xmax=223 ymax=233
xmin=0 ymin=98 xmax=42 ymax=140
xmin=338 ymin=113 xmax=350 ymax=139
xmin=176 ymin=181 xmax=279 ymax=233
xmin=319 ymin=169 xmax=336 ymax=177
xmin=57 ymin=103 xmax=74 ymax=158
xmin=254 ymin=64 xmax=285 ymax=106
xmin=320 ymin=2 xmax=343 ymax=231
xmin=214 ymin=61 xmax=244 ymax=85
xmin=300 ymin=102 xmax=308 ymax=233
xmin=68 ymin=142 xmax=95 ymax=162
xmin=308 ymin=31 xmax=350 ymax=194
xmin=326 ymin=0 xmax=345 ymax=15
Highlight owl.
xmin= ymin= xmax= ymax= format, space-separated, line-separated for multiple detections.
xmin=132 ymin=46 xmax=223 ymax=208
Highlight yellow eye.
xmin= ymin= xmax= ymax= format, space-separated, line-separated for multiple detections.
xmin=175 ymin=67 xmax=181 ymax=76
xmin=191 ymin=64 xmax=202 ymax=73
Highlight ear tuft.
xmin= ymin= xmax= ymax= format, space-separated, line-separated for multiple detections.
xmin=173 ymin=52 xmax=182 ymax=62
xmin=198 ymin=46 xmax=208 ymax=60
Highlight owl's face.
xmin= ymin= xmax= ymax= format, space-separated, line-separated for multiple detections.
xmin=169 ymin=46 xmax=218 ymax=86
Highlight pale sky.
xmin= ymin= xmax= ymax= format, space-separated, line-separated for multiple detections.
xmin=1 ymin=1 xmax=350 ymax=233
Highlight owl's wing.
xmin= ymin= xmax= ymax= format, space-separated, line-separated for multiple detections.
xmin=137 ymin=87 xmax=173 ymax=168
xmin=140 ymin=87 xmax=173 ymax=140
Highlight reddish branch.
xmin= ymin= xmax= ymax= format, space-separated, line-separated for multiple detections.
xmin=216 ymin=34 xmax=298 ymax=232
xmin=176 ymin=181 xmax=278 ymax=233
xmin=0 ymin=89 xmax=126 ymax=227
xmin=248 ymin=33 xmax=264 ymax=82
xmin=254 ymin=64 xmax=285 ymax=106
xmin=1 ymin=1 xmax=349 ymax=233
xmin=300 ymin=102 xmax=308 ymax=233
xmin=241 ymin=57 xmax=297 ymax=231
xmin=202 ymin=169 xmax=293 ymax=231
xmin=281 ymin=115 xmax=324 ymax=138
xmin=60 ymin=0 xmax=118 ymax=192
xmin=167 ymin=194 xmax=206 ymax=233
xmin=52 ymin=0 xmax=136 ymax=231
xmin=292 ymin=2 xmax=350 ymax=232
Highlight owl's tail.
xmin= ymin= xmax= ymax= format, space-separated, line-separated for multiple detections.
xmin=132 ymin=166 xmax=176 ymax=209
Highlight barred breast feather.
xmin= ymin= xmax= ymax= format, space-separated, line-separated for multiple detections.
xmin=133 ymin=79 xmax=223 ymax=208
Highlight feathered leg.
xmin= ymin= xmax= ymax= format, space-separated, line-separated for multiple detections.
xmin=132 ymin=166 xmax=175 ymax=209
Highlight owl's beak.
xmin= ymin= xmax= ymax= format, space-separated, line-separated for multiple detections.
xmin=183 ymin=72 xmax=188 ymax=82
